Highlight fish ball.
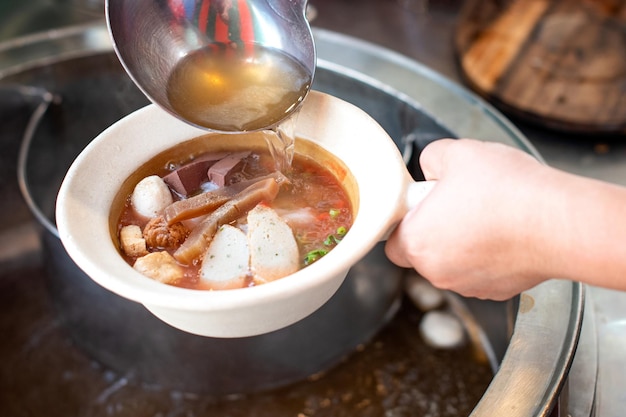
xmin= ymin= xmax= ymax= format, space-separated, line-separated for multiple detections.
xmin=131 ymin=175 xmax=174 ymax=218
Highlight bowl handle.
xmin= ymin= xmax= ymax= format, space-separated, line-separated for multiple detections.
xmin=380 ymin=180 xmax=436 ymax=241
xmin=406 ymin=180 xmax=436 ymax=210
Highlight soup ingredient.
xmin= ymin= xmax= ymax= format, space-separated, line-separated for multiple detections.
xmin=163 ymin=152 xmax=229 ymax=196
xmin=164 ymin=172 xmax=288 ymax=225
xmin=405 ymin=271 xmax=444 ymax=312
xmin=247 ymin=205 xmax=299 ymax=282
xmin=174 ymin=177 xmax=281 ymax=264
xmin=117 ymin=148 xmax=353 ymax=290
xmin=208 ymin=151 xmax=250 ymax=186
xmin=166 ymin=45 xmax=311 ymax=132
xmin=133 ymin=251 xmax=184 ymax=284
xmin=419 ymin=310 xmax=466 ymax=349
xmin=199 ymin=206 xmax=299 ymax=289
xmin=119 ymin=224 xmax=148 ymax=257
xmin=304 ymin=249 xmax=327 ymax=266
xmin=143 ymin=216 xmax=189 ymax=249
xmin=131 ymin=175 xmax=174 ymax=218
xmin=200 ymin=225 xmax=250 ymax=290
xmin=303 ymin=224 xmax=348 ymax=266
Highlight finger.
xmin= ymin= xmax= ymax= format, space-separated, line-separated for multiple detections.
xmin=384 ymin=226 xmax=412 ymax=268
xmin=384 ymin=206 xmax=422 ymax=269
xmin=418 ymin=138 xmax=456 ymax=181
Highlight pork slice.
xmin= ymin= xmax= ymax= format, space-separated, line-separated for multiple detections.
xmin=200 ymin=225 xmax=250 ymax=290
xmin=208 ymin=151 xmax=251 ymax=187
xmin=163 ymin=152 xmax=229 ymax=196
xmin=173 ymin=178 xmax=280 ymax=264
xmin=247 ymin=205 xmax=300 ymax=282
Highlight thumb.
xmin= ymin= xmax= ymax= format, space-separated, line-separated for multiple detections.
xmin=418 ymin=138 xmax=456 ymax=181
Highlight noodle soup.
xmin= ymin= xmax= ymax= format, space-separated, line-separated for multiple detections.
xmin=112 ymin=133 xmax=355 ymax=291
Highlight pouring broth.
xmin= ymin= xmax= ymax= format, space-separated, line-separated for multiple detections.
xmin=113 ymin=134 xmax=355 ymax=291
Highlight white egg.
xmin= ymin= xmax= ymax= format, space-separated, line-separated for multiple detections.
xmin=419 ymin=310 xmax=466 ymax=349
xmin=405 ymin=271 xmax=445 ymax=311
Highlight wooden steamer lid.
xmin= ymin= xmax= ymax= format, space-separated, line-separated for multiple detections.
xmin=455 ymin=0 xmax=626 ymax=135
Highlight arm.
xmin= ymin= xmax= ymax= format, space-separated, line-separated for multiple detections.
xmin=384 ymin=138 xmax=626 ymax=300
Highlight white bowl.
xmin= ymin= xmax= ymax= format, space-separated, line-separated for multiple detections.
xmin=56 ymin=90 xmax=432 ymax=337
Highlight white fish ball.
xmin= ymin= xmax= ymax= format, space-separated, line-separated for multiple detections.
xmin=419 ymin=310 xmax=466 ymax=349
xmin=131 ymin=175 xmax=174 ymax=218
xmin=247 ymin=205 xmax=299 ymax=282
xmin=200 ymin=224 xmax=250 ymax=290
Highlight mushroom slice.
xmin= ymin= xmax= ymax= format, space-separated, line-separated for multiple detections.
xmin=200 ymin=225 xmax=250 ymax=290
xmin=247 ymin=205 xmax=299 ymax=282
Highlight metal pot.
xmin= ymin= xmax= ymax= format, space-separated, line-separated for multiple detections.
xmin=5 ymin=22 xmax=583 ymax=415
xmin=10 ymin=27 xmax=440 ymax=396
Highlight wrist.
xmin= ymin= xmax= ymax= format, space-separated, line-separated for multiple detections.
xmin=531 ymin=167 xmax=626 ymax=289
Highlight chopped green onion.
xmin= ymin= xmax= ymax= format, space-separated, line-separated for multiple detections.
xmin=304 ymin=249 xmax=328 ymax=265
xmin=336 ymin=226 xmax=347 ymax=236
xmin=329 ymin=208 xmax=341 ymax=219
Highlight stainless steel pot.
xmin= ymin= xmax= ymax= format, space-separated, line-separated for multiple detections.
xmin=4 ymin=22 xmax=584 ymax=415
xmin=9 ymin=26 xmax=440 ymax=396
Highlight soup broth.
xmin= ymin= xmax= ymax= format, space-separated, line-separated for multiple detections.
xmin=113 ymin=134 xmax=355 ymax=290
xmin=167 ymin=45 xmax=311 ymax=132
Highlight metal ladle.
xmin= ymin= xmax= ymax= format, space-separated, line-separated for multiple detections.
xmin=106 ymin=0 xmax=315 ymax=132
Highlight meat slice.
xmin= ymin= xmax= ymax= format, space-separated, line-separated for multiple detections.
xmin=247 ymin=205 xmax=299 ymax=282
xmin=162 ymin=152 xmax=228 ymax=196
xmin=163 ymin=171 xmax=289 ymax=225
xmin=208 ymin=151 xmax=251 ymax=187
xmin=200 ymin=225 xmax=250 ymax=290
xmin=173 ymin=177 xmax=280 ymax=264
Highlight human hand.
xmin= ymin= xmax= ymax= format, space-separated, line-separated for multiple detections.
xmin=385 ymin=138 xmax=555 ymax=300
